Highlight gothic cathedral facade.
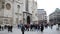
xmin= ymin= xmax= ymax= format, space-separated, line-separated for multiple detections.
xmin=0 ymin=0 xmax=38 ymax=26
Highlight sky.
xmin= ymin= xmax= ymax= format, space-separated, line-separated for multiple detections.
xmin=37 ymin=0 xmax=60 ymax=16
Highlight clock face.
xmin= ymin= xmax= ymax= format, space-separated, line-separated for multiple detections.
xmin=6 ymin=3 xmax=11 ymax=10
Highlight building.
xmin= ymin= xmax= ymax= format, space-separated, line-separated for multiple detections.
xmin=37 ymin=9 xmax=47 ymax=25
xmin=0 ymin=0 xmax=38 ymax=26
xmin=32 ymin=0 xmax=38 ymax=24
xmin=49 ymin=8 xmax=60 ymax=25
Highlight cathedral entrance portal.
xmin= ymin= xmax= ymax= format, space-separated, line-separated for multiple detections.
xmin=27 ymin=16 xmax=30 ymax=24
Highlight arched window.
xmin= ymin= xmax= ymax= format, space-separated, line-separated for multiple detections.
xmin=17 ymin=5 xmax=20 ymax=9
xmin=2 ymin=2 xmax=5 ymax=9
xmin=17 ymin=5 xmax=20 ymax=13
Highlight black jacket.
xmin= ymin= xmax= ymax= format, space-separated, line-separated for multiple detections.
xmin=21 ymin=26 xmax=25 ymax=31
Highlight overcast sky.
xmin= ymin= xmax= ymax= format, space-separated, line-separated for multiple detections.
xmin=37 ymin=0 xmax=60 ymax=16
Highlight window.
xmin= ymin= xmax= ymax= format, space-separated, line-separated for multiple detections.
xmin=2 ymin=4 xmax=4 ymax=9
xmin=44 ymin=16 xmax=47 ymax=19
xmin=2 ymin=2 xmax=5 ymax=4
xmin=17 ymin=5 xmax=20 ymax=12
xmin=45 ymin=16 xmax=47 ymax=18
xmin=17 ymin=5 xmax=20 ymax=9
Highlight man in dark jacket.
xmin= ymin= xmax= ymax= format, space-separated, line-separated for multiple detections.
xmin=8 ymin=25 xmax=10 ymax=32
xmin=41 ymin=24 xmax=44 ymax=32
xmin=10 ymin=25 xmax=13 ymax=32
xmin=8 ymin=25 xmax=13 ymax=32
xmin=21 ymin=25 xmax=25 ymax=34
xmin=0 ymin=25 xmax=1 ymax=31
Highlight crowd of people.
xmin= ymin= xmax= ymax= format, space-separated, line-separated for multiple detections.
xmin=18 ymin=23 xmax=46 ymax=32
xmin=0 ymin=23 xmax=59 ymax=34
xmin=20 ymin=23 xmax=45 ymax=34
xmin=0 ymin=25 xmax=13 ymax=32
xmin=0 ymin=23 xmax=48 ymax=34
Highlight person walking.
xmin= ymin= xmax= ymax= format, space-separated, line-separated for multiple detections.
xmin=8 ymin=25 xmax=10 ymax=32
xmin=21 ymin=25 xmax=25 ymax=34
xmin=0 ymin=25 xmax=1 ymax=31
xmin=51 ymin=24 xmax=53 ymax=29
xmin=41 ymin=24 xmax=44 ymax=32
xmin=1 ymin=25 xmax=4 ymax=31
xmin=10 ymin=25 xmax=13 ymax=32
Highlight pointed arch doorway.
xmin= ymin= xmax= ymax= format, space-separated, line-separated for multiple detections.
xmin=27 ymin=16 xmax=30 ymax=24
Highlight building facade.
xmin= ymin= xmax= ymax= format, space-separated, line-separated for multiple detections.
xmin=49 ymin=8 xmax=60 ymax=25
xmin=37 ymin=9 xmax=47 ymax=25
xmin=0 ymin=0 xmax=38 ymax=26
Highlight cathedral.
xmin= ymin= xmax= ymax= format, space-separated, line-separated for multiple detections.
xmin=0 ymin=0 xmax=38 ymax=26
